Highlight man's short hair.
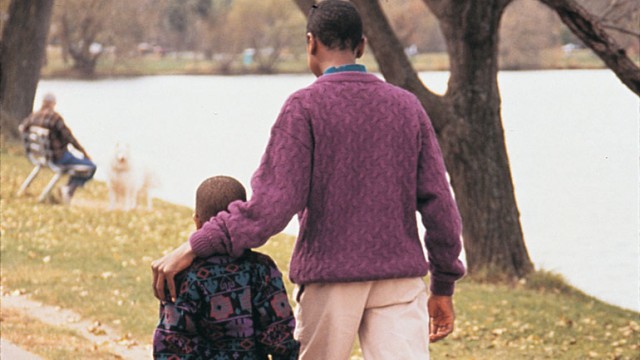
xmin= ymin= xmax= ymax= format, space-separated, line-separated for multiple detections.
xmin=307 ymin=0 xmax=363 ymax=51
xmin=196 ymin=176 xmax=247 ymax=223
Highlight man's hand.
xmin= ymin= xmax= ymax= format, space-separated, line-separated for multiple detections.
xmin=428 ymin=294 xmax=455 ymax=343
xmin=151 ymin=241 xmax=196 ymax=302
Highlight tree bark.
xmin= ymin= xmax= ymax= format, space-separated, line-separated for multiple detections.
xmin=0 ymin=0 xmax=55 ymax=140
xmin=424 ymin=0 xmax=534 ymax=279
xmin=539 ymin=0 xmax=640 ymax=96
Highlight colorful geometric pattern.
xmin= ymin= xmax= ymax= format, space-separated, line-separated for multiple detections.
xmin=153 ymin=251 xmax=299 ymax=360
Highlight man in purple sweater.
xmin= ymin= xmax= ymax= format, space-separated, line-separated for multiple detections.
xmin=153 ymin=1 xmax=464 ymax=358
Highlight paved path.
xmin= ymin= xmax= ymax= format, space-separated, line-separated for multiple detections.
xmin=2 ymin=293 xmax=151 ymax=359
xmin=1 ymin=339 xmax=45 ymax=360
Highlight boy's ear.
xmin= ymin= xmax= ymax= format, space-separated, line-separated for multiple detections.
xmin=193 ymin=213 xmax=203 ymax=229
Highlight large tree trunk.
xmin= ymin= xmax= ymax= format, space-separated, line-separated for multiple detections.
xmin=0 ymin=0 xmax=55 ymax=140
xmin=539 ymin=0 xmax=640 ymax=96
xmin=425 ymin=0 xmax=533 ymax=279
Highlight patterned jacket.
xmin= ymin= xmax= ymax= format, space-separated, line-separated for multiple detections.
xmin=153 ymin=250 xmax=299 ymax=360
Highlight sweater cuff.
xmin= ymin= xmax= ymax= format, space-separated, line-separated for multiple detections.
xmin=188 ymin=227 xmax=226 ymax=258
xmin=429 ymin=278 xmax=455 ymax=296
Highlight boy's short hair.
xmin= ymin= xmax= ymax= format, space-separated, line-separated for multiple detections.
xmin=196 ymin=176 xmax=246 ymax=223
xmin=307 ymin=0 xmax=363 ymax=51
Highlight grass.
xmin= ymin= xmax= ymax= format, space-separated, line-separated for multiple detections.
xmin=1 ymin=140 xmax=639 ymax=359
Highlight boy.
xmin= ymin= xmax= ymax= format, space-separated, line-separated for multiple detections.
xmin=153 ymin=176 xmax=299 ymax=360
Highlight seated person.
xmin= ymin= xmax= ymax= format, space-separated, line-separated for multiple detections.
xmin=153 ymin=176 xmax=299 ymax=360
xmin=19 ymin=92 xmax=96 ymax=204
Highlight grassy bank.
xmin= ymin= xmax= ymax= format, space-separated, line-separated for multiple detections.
xmin=1 ymin=142 xmax=638 ymax=359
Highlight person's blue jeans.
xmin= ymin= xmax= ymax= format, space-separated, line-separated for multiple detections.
xmin=57 ymin=151 xmax=97 ymax=189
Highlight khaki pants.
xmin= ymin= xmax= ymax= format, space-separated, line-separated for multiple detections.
xmin=294 ymin=277 xmax=430 ymax=360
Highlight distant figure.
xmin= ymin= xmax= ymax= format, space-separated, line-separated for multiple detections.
xmin=19 ymin=93 xmax=96 ymax=204
xmin=153 ymin=176 xmax=299 ymax=360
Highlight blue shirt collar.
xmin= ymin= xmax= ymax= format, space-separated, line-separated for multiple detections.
xmin=323 ymin=64 xmax=367 ymax=75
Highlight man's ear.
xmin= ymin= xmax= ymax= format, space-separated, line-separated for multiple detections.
xmin=307 ymin=32 xmax=318 ymax=56
xmin=355 ymin=36 xmax=366 ymax=59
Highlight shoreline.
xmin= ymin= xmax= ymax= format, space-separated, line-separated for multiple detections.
xmin=40 ymin=47 xmax=616 ymax=80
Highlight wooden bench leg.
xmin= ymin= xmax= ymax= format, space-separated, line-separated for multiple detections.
xmin=38 ymin=173 xmax=64 ymax=203
xmin=16 ymin=165 xmax=42 ymax=196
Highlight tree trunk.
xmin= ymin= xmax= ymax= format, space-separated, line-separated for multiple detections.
xmin=0 ymin=0 xmax=55 ymax=140
xmin=60 ymin=13 xmax=101 ymax=78
xmin=539 ymin=0 xmax=640 ymax=96
xmin=426 ymin=0 xmax=534 ymax=279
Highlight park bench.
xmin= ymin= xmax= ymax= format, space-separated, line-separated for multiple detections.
xmin=16 ymin=126 xmax=93 ymax=203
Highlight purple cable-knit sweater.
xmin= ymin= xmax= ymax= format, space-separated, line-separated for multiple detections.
xmin=190 ymin=71 xmax=465 ymax=296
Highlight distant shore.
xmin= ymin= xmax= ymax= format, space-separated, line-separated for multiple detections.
xmin=40 ymin=46 xmax=614 ymax=79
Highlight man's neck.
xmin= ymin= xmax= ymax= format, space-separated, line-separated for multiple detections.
xmin=318 ymin=52 xmax=358 ymax=74
xmin=323 ymin=63 xmax=366 ymax=75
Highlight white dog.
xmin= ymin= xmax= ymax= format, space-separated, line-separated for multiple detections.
xmin=106 ymin=143 xmax=158 ymax=211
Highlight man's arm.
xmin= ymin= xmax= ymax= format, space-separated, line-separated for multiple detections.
xmin=18 ymin=114 xmax=33 ymax=133
xmin=414 ymin=100 xmax=465 ymax=342
xmin=152 ymin=95 xmax=312 ymax=301
xmin=54 ymin=115 xmax=91 ymax=159
xmin=415 ymin=103 xmax=465 ymax=296
xmin=188 ymin=102 xmax=312 ymax=259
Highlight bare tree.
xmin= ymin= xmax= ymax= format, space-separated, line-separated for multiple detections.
xmin=55 ymin=0 xmax=110 ymax=77
xmin=0 ymin=0 xmax=55 ymax=140
xmin=227 ymin=0 xmax=305 ymax=73
xmin=292 ymin=0 xmax=639 ymax=281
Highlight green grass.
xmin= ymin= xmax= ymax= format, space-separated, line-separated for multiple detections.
xmin=1 ymin=141 xmax=639 ymax=359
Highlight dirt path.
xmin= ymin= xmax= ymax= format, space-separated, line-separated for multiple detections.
xmin=1 ymin=338 xmax=45 ymax=360
xmin=1 ymin=292 xmax=151 ymax=359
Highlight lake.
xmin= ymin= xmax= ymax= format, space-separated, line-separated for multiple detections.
xmin=36 ymin=70 xmax=639 ymax=312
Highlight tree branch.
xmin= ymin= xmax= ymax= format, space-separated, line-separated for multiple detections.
xmin=602 ymin=23 xmax=640 ymax=39
xmin=599 ymin=0 xmax=620 ymax=21
xmin=539 ymin=0 xmax=640 ymax=96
